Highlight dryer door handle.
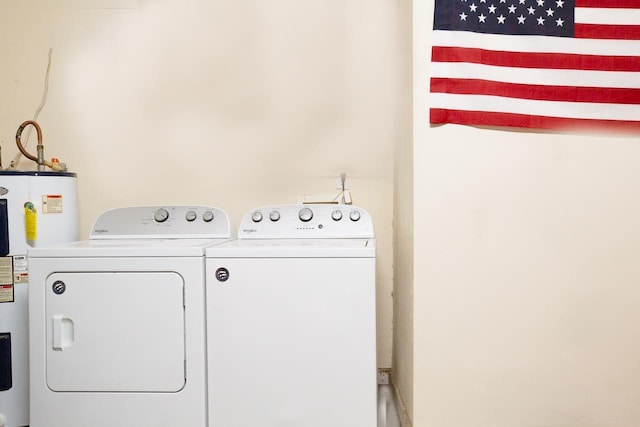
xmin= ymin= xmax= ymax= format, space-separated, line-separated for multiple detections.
xmin=52 ymin=315 xmax=74 ymax=350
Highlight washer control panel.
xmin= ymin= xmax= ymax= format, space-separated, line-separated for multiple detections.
xmin=90 ymin=206 xmax=232 ymax=239
xmin=238 ymin=205 xmax=374 ymax=239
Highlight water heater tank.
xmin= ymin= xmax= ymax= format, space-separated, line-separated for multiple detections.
xmin=0 ymin=171 xmax=79 ymax=427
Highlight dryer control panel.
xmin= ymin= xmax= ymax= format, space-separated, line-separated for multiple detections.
xmin=238 ymin=204 xmax=374 ymax=239
xmin=90 ymin=206 xmax=232 ymax=239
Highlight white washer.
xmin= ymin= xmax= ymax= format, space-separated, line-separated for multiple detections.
xmin=27 ymin=206 xmax=233 ymax=427
xmin=206 ymin=204 xmax=377 ymax=427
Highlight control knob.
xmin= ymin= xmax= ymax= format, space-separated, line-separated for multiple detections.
xmin=298 ymin=207 xmax=313 ymax=222
xmin=269 ymin=210 xmax=281 ymax=222
xmin=185 ymin=210 xmax=197 ymax=222
xmin=154 ymin=208 xmax=169 ymax=223
xmin=202 ymin=210 xmax=214 ymax=222
xmin=251 ymin=211 xmax=263 ymax=223
xmin=349 ymin=210 xmax=361 ymax=222
xmin=331 ymin=209 xmax=343 ymax=221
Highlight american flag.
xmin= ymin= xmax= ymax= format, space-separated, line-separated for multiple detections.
xmin=430 ymin=0 xmax=640 ymax=132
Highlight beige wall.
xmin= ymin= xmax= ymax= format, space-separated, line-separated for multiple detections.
xmin=0 ymin=0 xmax=399 ymax=368
xmin=413 ymin=0 xmax=640 ymax=426
xmin=393 ymin=0 xmax=414 ymax=423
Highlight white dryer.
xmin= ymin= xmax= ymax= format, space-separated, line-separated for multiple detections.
xmin=206 ymin=204 xmax=376 ymax=427
xmin=27 ymin=206 xmax=233 ymax=427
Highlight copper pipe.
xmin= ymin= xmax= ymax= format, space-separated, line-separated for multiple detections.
xmin=15 ymin=120 xmax=42 ymax=163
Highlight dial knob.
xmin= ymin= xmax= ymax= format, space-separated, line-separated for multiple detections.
xmin=331 ymin=209 xmax=343 ymax=221
xmin=251 ymin=211 xmax=263 ymax=223
xmin=269 ymin=210 xmax=281 ymax=222
xmin=185 ymin=210 xmax=197 ymax=222
xmin=154 ymin=208 xmax=169 ymax=223
xmin=202 ymin=210 xmax=214 ymax=222
xmin=298 ymin=207 xmax=313 ymax=222
xmin=349 ymin=210 xmax=361 ymax=222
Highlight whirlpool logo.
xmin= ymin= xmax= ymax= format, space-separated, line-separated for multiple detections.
xmin=93 ymin=229 xmax=109 ymax=234
xmin=242 ymin=228 xmax=257 ymax=234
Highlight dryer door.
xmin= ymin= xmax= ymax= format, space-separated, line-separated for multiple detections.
xmin=45 ymin=271 xmax=185 ymax=392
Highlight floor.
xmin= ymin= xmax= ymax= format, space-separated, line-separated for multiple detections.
xmin=378 ymin=384 xmax=402 ymax=427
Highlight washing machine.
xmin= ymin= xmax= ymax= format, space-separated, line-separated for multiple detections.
xmin=205 ymin=204 xmax=377 ymax=427
xmin=27 ymin=205 xmax=233 ymax=427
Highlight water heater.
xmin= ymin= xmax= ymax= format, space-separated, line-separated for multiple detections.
xmin=0 ymin=171 xmax=79 ymax=427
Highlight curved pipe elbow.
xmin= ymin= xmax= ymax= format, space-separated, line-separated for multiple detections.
xmin=15 ymin=120 xmax=44 ymax=165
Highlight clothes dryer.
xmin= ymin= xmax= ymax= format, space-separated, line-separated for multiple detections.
xmin=28 ymin=206 xmax=233 ymax=427
xmin=206 ymin=204 xmax=376 ymax=427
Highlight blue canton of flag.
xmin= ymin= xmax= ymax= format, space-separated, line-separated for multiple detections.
xmin=434 ymin=0 xmax=575 ymax=37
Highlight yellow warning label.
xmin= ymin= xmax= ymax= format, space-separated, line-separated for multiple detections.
xmin=24 ymin=202 xmax=37 ymax=241
xmin=42 ymin=194 xmax=63 ymax=214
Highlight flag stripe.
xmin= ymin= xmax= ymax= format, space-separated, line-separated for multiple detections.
xmin=433 ymin=30 xmax=640 ymax=57
xmin=575 ymin=8 xmax=640 ymax=25
xmin=431 ymin=62 xmax=640 ymax=89
xmin=430 ymin=93 xmax=640 ymax=121
xmin=430 ymin=108 xmax=640 ymax=132
xmin=431 ymin=78 xmax=640 ymax=104
xmin=575 ymin=0 xmax=640 ymax=8
xmin=575 ymin=23 xmax=640 ymax=39
xmin=431 ymin=46 xmax=640 ymax=72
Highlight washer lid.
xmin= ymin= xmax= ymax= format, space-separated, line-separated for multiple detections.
xmin=29 ymin=237 xmax=231 ymax=258
xmin=206 ymin=238 xmax=375 ymax=258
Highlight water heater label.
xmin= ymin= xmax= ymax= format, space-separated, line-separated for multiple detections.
xmin=42 ymin=194 xmax=63 ymax=214
xmin=0 ymin=285 xmax=12 ymax=303
xmin=0 ymin=257 xmax=13 ymax=303
xmin=13 ymin=255 xmax=28 ymax=284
